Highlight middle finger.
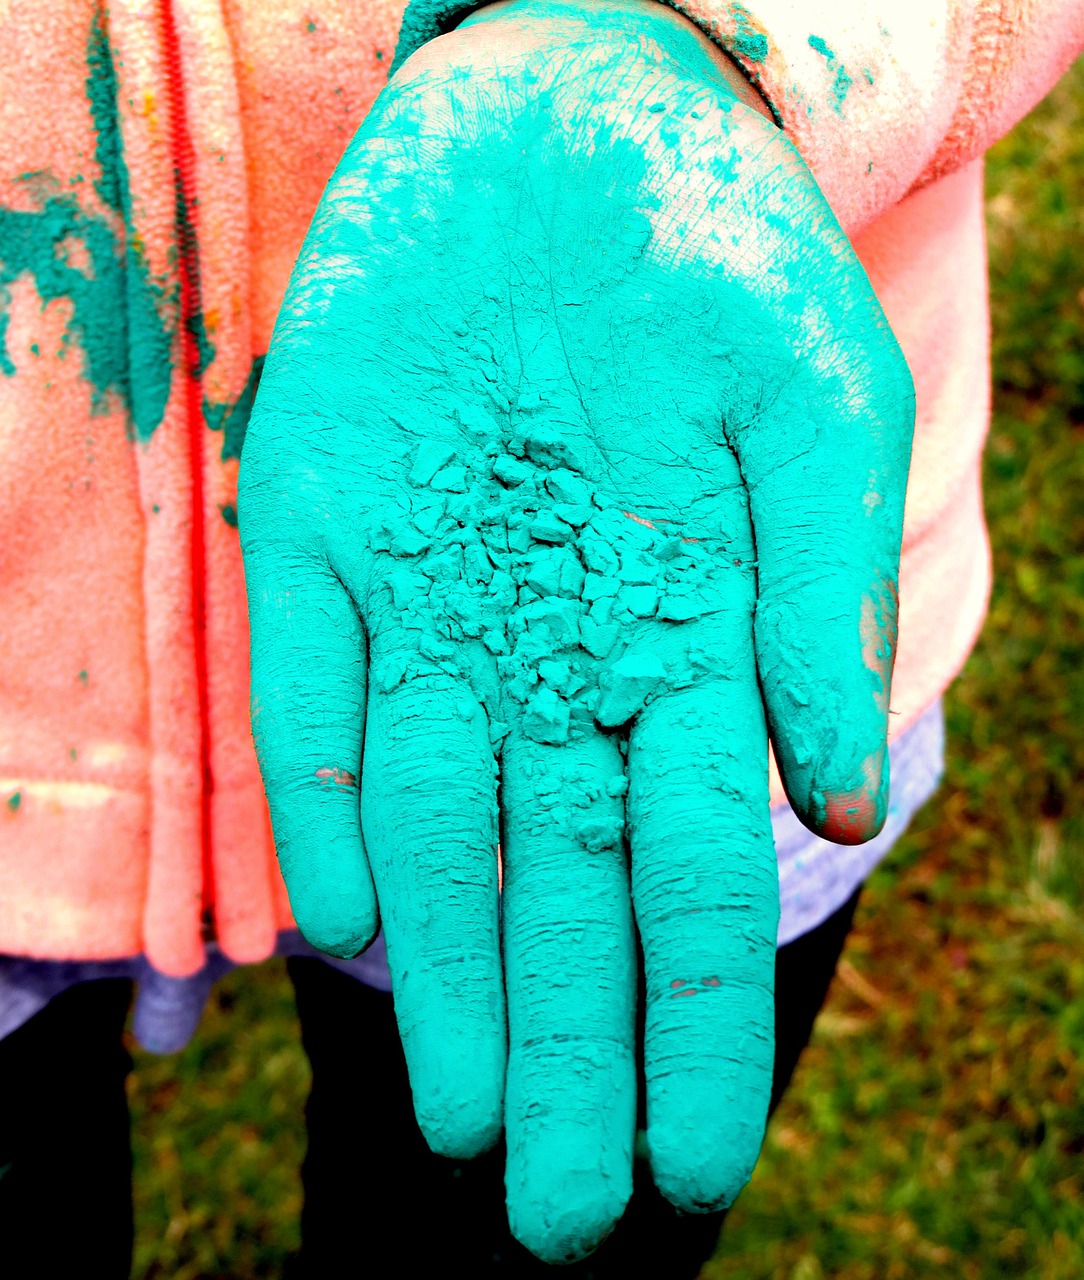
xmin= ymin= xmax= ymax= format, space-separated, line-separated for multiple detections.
xmin=501 ymin=725 xmax=636 ymax=1264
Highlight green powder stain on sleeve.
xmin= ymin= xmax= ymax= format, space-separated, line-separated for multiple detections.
xmin=0 ymin=194 xmax=129 ymax=402
xmin=729 ymin=4 xmax=768 ymax=62
xmin=0 ymin=311 xmax=14 ymax=376
xmin=83 ymin=6 xmax=175 ymax=441
xmin=0 ymin=10 xmax=175 ymax=441
xmin=86 ymin=9 xmax=124 ymax=214
xmin=807 ymin=34 xmax=853 ymax=110
xmin=205 ymin=355 xmax=266 ymax=461
xmin=173 ymin=170 xmax=216 ymax=379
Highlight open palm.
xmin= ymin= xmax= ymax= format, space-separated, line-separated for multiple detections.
xmin=240 ymin=0 xmax=914 ymax=1262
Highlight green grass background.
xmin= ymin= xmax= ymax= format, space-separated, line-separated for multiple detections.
xmin=128 ymin=59 xmax=1084 ymax=1279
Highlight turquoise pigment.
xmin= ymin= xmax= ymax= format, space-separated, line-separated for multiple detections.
xmin=807 ymin=32 xmax=855 ymax=112
xmin=240 ymin=0 xmax=914 ymax=1263
xmin=0 ymin=9 xmax=174 ymax=440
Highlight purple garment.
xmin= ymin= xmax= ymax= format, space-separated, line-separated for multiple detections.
xmin=0 ymin=702 xmax=942 ymax=1053
xmin=0 ymin=929 xmax=391 ymax=1055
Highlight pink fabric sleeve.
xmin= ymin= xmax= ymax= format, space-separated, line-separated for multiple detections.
xmin=670 ymin=0 xmax=1083 ymax=232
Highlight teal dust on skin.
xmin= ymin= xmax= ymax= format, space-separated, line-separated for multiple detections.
xmin=77 ymin=669 xmax=88 ymax=685
xmin=0 ymin=9 xmax=174 ymax=441
xmin=242 ymin=0 xmax=914 ymax=1263
xmin=808 ymin=32 xmax=854 ymax=111
xmin=6 ymin=792 xmax=20 ymax=814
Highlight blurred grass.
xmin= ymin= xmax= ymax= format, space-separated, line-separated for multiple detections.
xmin=707 ymin=56 xmax=1084 ymax=1280
xmin=128 ymin=59 xmax=1084 ymax=1278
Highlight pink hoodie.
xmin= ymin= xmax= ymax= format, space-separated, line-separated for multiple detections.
xmin=0 ymin=0 xmax=1079 ymax=975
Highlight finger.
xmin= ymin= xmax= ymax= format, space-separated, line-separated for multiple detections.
xmin=244 ymin=542 xmax=377 ymax=957
xmin=726 ymin=284 xmax=915 ymax=842
xmin=361 ymin=635 xmax=504 ymax=1160
xmin=501 ymin=729 xmax=636 ymax=1264
xmin=629 ymin=666 xmax=778 ymax=1213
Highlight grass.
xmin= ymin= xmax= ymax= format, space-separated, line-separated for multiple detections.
xmin=128 ymin=59 xmax=1084 ymax=1278
xmin=705 ymin=58 xmax=1084 ymax=1280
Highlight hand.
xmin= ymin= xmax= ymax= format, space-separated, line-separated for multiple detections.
xmin=239 ymin=0 xmax=914 ymax=1261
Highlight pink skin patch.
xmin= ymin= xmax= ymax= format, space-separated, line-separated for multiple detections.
xmin=860 ymin=582 xmax=899 ymax=716
xmin=818 ymin=579 xmax=898 ymax=842
xmin=315 ymin=766 xmax=357 ymax=788
xmin=669 ymin=976 xmax=724 ymax=997
xmin=820 ymin=750 xmax=884 ymax=844
xmin=622 ymin=511 xmax=699 ymax=543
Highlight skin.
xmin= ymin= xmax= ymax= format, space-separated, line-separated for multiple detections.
xmin=239 ymin=0 xmax=914 ymax=1263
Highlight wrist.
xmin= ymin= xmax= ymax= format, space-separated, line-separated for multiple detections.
xmin=394 ymin=0 xmax=776 ymax=125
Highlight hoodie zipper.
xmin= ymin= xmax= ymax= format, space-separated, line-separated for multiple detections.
xmin=161 ymin=0 xmax=216 ymax=935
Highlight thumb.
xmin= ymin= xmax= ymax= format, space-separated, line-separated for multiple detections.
xmin=731 ymin=306 xmax=914 ymax=842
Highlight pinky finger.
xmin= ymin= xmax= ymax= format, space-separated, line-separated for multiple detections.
xmin=245 ymin=543 xmax=377 ymax=957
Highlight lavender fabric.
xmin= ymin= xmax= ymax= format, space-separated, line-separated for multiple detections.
xmin=0 ymin=702 xmax=942 ymax=1053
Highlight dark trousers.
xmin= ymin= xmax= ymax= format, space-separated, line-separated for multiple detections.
xmin=0 ymin=888 xmax=860 ymax=1279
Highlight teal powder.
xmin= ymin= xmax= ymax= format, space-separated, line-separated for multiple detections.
xmin=242 ymin=0 xmax=914 ymax=1263
xmin=173 ymin=171 xmax=216 ymax=378
xmin=205 ymin=355 xmax=266 ymax=461
xmin=729 ymin=3 xmax=769 ymax=62
xmin=175 ymin=163 xmax=267 ymax=466
xmin=807 ymin=33 xmax=852 ymax=110
xmin=187 ymin=312 xmax=216 ymax=380
xmin=0 ymin=311 xmax=14 ymax=376
xmin=84 ymin=8 xmax=174 ymax=439
xmin=0 ymin=11 xmax=174 ymax=440
xmin=0 ymin=195 xmax=129 ymax=405
xmin=86 ymin=9 xmax=124 ymax=212
xmin=6 ymin=791 xmax=20 ymax=813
